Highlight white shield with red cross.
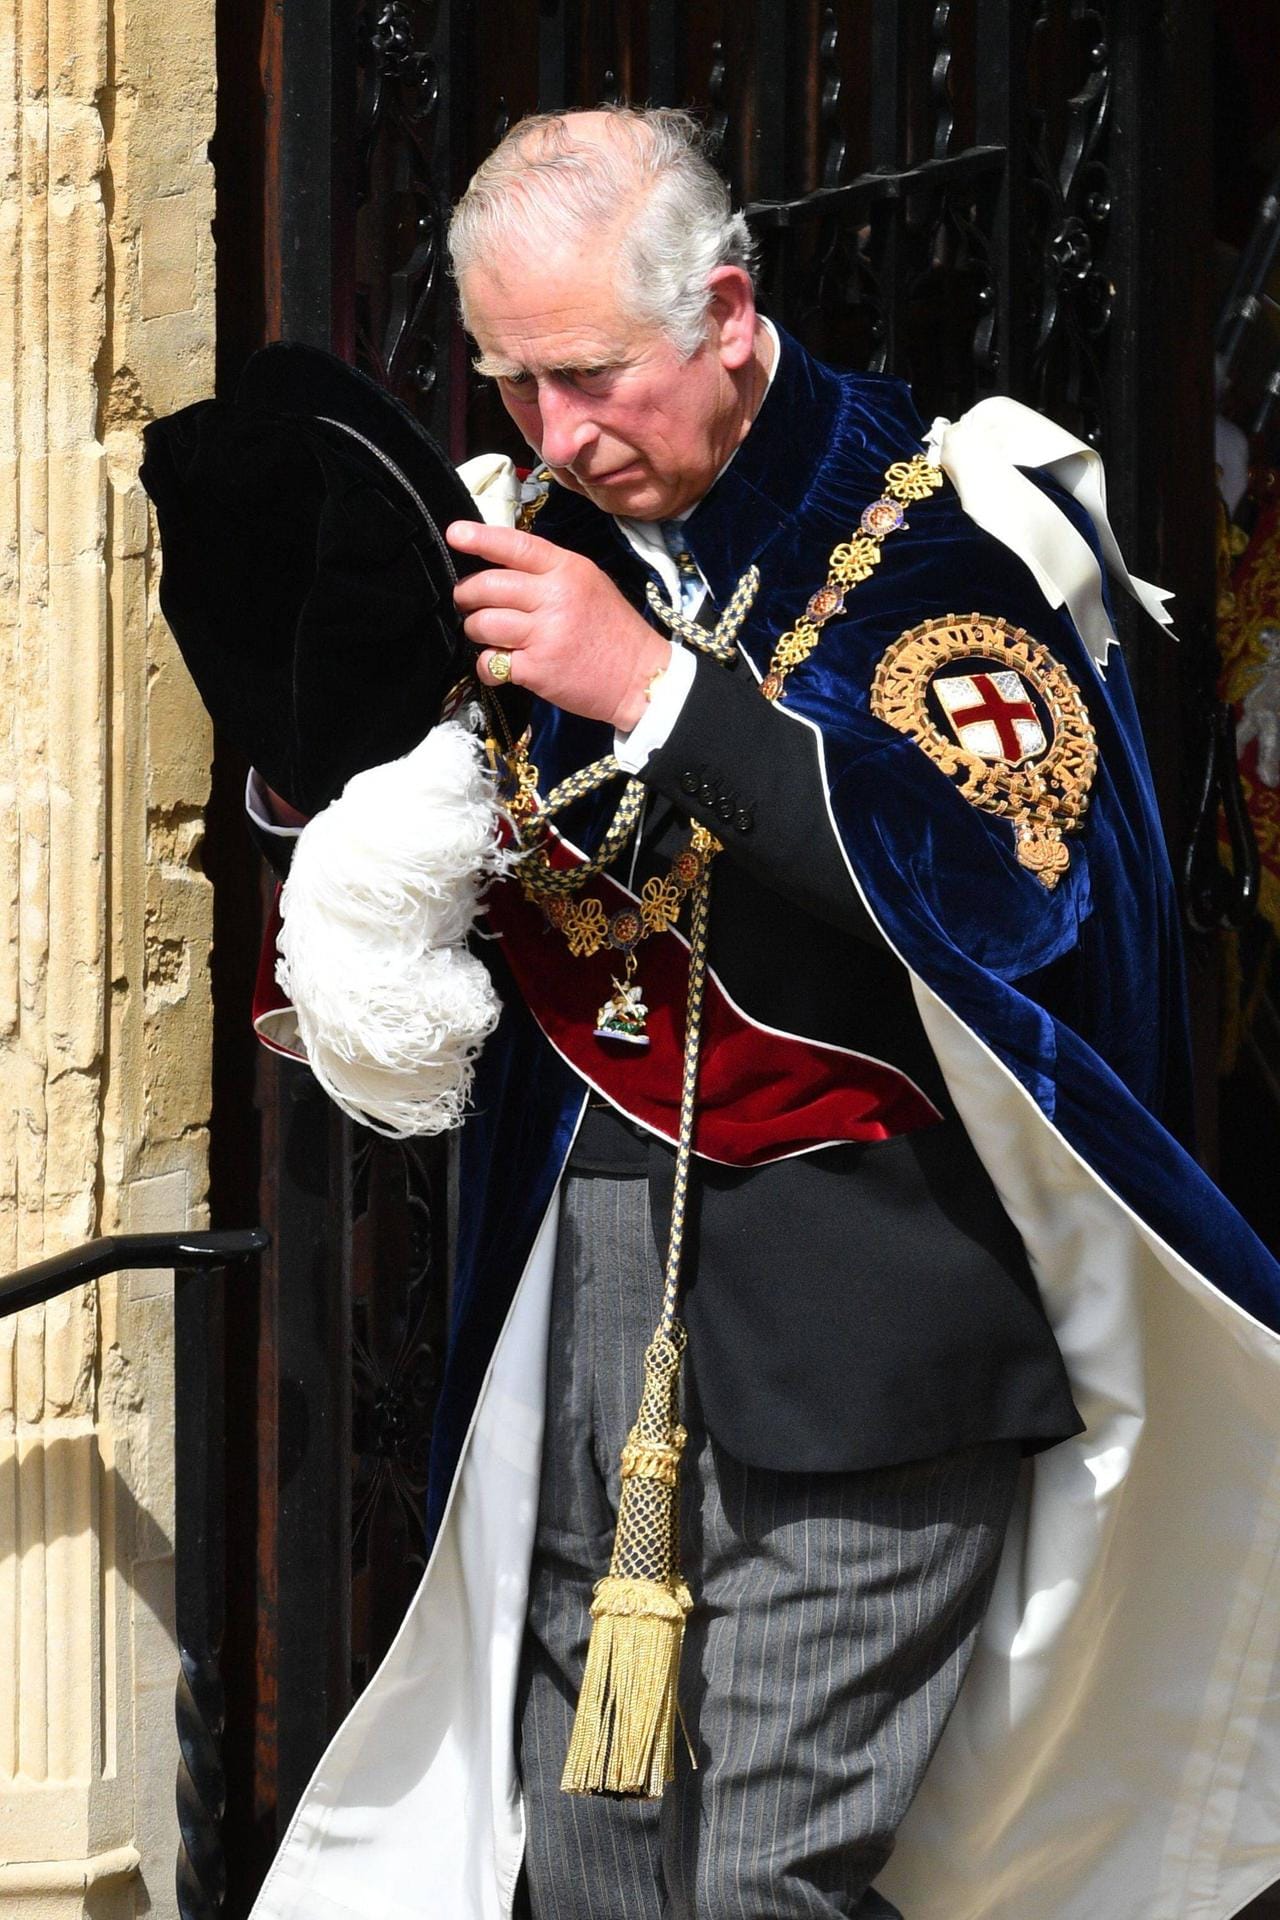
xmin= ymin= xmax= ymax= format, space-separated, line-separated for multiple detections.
xmin=933 ymin=668 xmax=1047 ymax=765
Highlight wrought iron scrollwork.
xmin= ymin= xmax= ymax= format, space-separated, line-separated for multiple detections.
xmin=706 ymin=38 xmax=729 ymax=155
xmin=354 ymin=1 xmax=450 ymax=415
xmin=819 ymin=7 xmax=846 ymax=189
xmin=931 ymin=2 xmax=955 ymax=160
xmin=364 ymin=1 xmax=439 ymax=112
xmin=815 ymin=205 xmax=886 ymax=369
xmin=1184 ymin=700 xmax=1261 ymax=932
xmin=941 ymin=179 xmax=1000 ymax=395
xmin=752 ymin=142 xmax=1004 ymax=417
xmin=1026 ymin=0 xmax=1113 ymax=443
xmin=348 ymin=1132 xmax=446 ymax=1692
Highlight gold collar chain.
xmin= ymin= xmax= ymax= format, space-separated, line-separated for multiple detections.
xmin=489 ymin=452 xmax=942 ymax=1035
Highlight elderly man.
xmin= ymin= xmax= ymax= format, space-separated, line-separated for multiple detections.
xmin=439 ymin=105 xmax=1074 ymax=1920
xmin=243 ymin=107 xmax=1280 ymax=1920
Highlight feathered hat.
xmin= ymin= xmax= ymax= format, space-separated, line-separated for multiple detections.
xmin=142 ymin=344 xmax=513 ymax=1135
xmin=140 ymin=341 xmax=488 ymax=814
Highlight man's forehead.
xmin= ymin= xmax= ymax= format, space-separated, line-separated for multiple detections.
xmin=462 ymin=221 xmax=621 ymax=299
xmin=460 ymin=256 xmax=654 ymax=370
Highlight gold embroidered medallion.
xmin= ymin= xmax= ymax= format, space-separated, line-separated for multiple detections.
xmin=869 ymin=613 xmax=1098 ymax=888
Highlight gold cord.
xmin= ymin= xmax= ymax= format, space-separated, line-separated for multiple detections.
xmin=501 ymin=453 xmax=941 ymax=953
xmin=500 ymin=573 xmax=761 ymax=963
xmin=560 ymin=844 xmax=714 ymax=1797
xmin=558 ymin=451 xmax=944 ymax=1799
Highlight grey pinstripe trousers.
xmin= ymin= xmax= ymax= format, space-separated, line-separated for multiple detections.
xmin=515 ymin=1171 xmax=1021 ymax=1920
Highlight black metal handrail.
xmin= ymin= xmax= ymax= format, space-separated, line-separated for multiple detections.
xmin=0 ymin=1226 xmax=268 ymax=1920
xmin=0 ymin=1229 xmax=268 ymax=1317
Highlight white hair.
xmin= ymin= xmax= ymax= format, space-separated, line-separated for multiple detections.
xmin=448 ymin=107 xmax=757 ymax=358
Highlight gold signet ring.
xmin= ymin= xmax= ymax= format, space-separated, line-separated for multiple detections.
xmin=489 ymin=650 xmax=513 ymax=684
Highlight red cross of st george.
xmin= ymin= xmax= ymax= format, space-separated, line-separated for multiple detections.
xmin=948 ymin=672 xmax=1038 ymax=759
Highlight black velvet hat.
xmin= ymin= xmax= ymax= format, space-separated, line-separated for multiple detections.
xmin=140 ymin=342 xmax=484 ymax=815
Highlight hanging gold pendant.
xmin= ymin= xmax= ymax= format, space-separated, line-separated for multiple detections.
xmin=594 ymin=946 xmax=650 ymax=1047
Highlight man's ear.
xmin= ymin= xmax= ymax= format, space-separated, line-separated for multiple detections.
xmin=706 ymin=265 xmax=759 ymax=371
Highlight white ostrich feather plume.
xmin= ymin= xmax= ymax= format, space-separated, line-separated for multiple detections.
xmin=276 ymin=714 xmax=511 ymax=1137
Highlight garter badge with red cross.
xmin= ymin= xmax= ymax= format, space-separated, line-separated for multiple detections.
xmin=869 ymin=613 xmax=1098 ymax=887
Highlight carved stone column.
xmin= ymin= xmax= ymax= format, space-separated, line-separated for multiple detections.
xmin=0 ymin=0 xmax=216 ymax=1909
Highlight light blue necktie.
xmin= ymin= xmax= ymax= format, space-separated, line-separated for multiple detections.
xmin=657 ymin=521 xmax=706 ymax=619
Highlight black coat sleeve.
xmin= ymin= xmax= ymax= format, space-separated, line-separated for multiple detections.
xmin=642 ymin=651 xmax=887 ymax=945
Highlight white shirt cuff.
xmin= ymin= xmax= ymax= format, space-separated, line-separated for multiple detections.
xmin=245 ymin=768 xmax=305 ymax=838
xmin=613 ymin=646 xmax=697 ymax=772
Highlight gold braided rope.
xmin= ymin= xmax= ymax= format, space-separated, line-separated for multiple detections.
xmin=543 ymin=454 xmax=945 ymax=1798
xmin=505 ymin=452 xmax=941 ymax=946
xmin=503 ymin=572 xmax=761 ymax=961
xmin=561 ymin=833 xmax=715 ymax=1797
xmin=516 ymin=765 xmax=648 ymax=899
xmin=644 ymin=557 xmax=762 ymax=661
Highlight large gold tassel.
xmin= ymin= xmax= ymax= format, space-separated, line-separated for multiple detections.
xmin=561 ymin=1329 xmax=693 ymax=1797
xmin=562 ymin=831 xmax=721 ymax=1799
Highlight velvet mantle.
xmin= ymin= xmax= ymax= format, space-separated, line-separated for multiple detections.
xmin=430 ymin=328 xmax=1280 ymax=1537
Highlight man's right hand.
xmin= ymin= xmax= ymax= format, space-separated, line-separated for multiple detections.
xmin=448 ymin=520 xmax=671 ymax=730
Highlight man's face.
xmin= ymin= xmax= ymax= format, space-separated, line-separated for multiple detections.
xmin=461 ymin=237 xmax=748 ymax=522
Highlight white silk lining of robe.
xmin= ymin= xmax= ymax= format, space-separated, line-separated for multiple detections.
xmin=249 ymin=1193 xmax=560 ymax=1920
xmin=247 ymin=990 xmax=1280 ymax=1920
xmin=880 ymin=986 xmax=1280 ymax=1920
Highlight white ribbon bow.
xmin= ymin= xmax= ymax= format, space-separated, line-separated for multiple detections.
xmin=925 ymin=397 xmax=1176 ymax=672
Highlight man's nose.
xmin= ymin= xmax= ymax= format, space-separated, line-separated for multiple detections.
xmin=536 ymin=380 xmax=596 ymax=470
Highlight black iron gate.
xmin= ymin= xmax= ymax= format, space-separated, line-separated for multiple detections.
xmin=206 ymin=5 xmax=1227 ymax=1912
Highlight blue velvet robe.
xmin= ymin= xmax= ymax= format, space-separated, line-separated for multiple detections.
xmin=431 ymin=329 xmax=1280 ymax=1539
xmin=247 ymin=330 xmax=1280 ymax=1920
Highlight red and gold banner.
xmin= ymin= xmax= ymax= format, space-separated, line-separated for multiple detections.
xmin=1220 ymin=489 xmax=1280 ymax=938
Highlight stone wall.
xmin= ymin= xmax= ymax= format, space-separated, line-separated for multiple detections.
xmin=0 ymin=0 xmax=216 ymax=1910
